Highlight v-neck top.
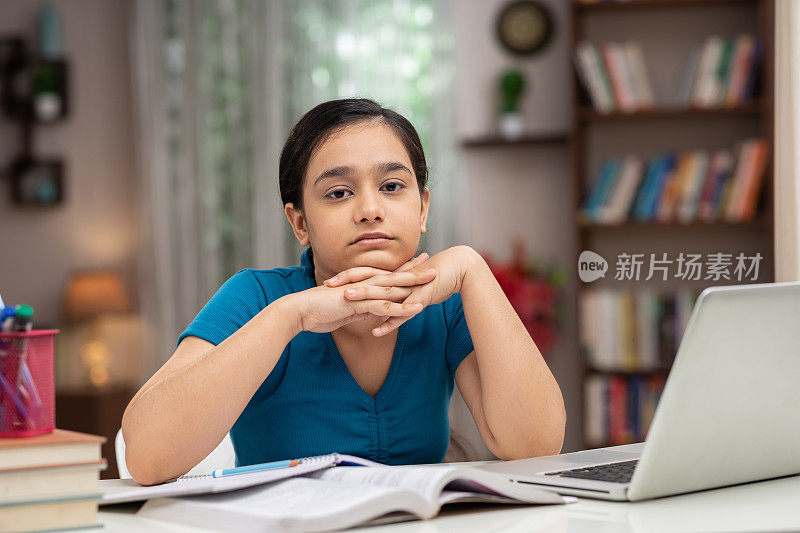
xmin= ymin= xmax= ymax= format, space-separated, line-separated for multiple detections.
xmin=178 ymin=248 xmax=475 ymax=466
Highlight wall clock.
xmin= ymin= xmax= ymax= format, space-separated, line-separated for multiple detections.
xmin=495 ymin=0 xmax=554 ymax=57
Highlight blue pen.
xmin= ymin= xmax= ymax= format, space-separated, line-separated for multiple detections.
xmin=212 ymin=459 xmax=299 ymax=478
xmin=0 ymin=371 xmax=29 ymax=421
xmin=0 ymin=306 xmax=14 ymax=358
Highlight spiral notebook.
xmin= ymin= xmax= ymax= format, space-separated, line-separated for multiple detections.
xmin=99 ymin=453 xmax=381 ymax=505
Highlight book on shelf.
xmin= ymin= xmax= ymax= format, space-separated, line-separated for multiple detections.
xmin=134 ymin=458 xmax=571 ymax=532
xmin=0 ymin=428 xmax=107 ymax=532
xmin=580 ymin=288 xmax=698 ymax=372
xmin=578 ymin=138 xmax=769 ymax=225
xmin=575 ymin=34 xmax=760 ymax=112
xmin=585 ymin=373 xmax=666 ymax=446
xmin=575 ymin=40 xmax=653 ymax=113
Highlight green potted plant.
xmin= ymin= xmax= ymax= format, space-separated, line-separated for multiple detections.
xmin=498 ymin=68 xmax=526 ymax=139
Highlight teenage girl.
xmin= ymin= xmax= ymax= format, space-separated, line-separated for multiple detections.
xmin=122 ymin=98 xmax=566 ymax=486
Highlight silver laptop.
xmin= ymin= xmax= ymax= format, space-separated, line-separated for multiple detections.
xmin=478 ymin=281 xmax=800 ymax=501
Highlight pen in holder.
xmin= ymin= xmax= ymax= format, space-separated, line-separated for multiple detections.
xmin=0 ymin=329 xmax=57 ymax=437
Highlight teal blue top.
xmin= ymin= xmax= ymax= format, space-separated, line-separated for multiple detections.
xmin=178 ymin=248 xmax=475 ymax=466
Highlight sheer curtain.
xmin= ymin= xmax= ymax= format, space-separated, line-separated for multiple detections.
xmin=130 ymin=0 xmax=460 ymax=375
xmin=131 ymin=0 xmax=286 ymax=374
xmin=280 ymin=0 xmax=460 ymax=263
xmin=775 ymin=0 xmax=800 ymax=282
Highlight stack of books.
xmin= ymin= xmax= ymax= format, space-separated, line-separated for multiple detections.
xmin=678 ymin=34 xmax=762 ymax=109
xmin=580 ymin=288 xmax=698 ymax=372
xmin=579 ymin=138 xmax=770 ymax=225
xmin=574 ymin=40 xmax=654 ymax=113
xmin=0 ymin=429 xmax=106 ymax=532
xmin=584 ymin=373 xmax=667 ymax=446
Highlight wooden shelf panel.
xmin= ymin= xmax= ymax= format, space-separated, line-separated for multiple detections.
xmin=461 ymin=132 xmax=569 ymax=148
xmin=584 ymin=367 xmax=671 ymax=377
xmin=576 ymin=217 xmax=770 ymax=230
xmin=573 ymin=0 xmax=756 ymax=13
xmin=577 ymin=102 xmax=764 ymax=122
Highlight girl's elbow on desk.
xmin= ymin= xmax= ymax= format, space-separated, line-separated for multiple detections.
xmin=493 ymin=408 xmax=567 ymax=461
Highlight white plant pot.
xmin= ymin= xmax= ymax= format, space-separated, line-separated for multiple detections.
xmin=499 ymin=111 xmax=524 ymax=140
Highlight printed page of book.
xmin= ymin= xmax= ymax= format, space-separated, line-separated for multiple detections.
xmin=305 ymin=465 xmax=566 ymax=507
xmin=137 ymin=476 xmax=432 ymax=532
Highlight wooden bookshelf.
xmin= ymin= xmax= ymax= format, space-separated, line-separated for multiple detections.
xmin=570 ymin=0 xmax=774 ymax=448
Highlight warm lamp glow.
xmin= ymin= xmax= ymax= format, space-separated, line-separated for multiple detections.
xmin=63 ymin=271 xmax=131 ymax=321
xmin=62 ymin=270 xmax=131 ymax=388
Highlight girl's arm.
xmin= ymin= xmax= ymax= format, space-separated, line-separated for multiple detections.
xmin=122 ymin=264 xmax=430 ymax=485
xmin=456 ymin=249 xmax=566 ymax=460
xmin=122 ymin=295 xmax=301 ymax=485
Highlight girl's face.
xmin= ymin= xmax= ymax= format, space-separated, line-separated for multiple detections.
xmin=285 ymin=120 xmax=430 ymax=285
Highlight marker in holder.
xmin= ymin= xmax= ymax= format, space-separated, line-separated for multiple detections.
xmin=0 ymin=329 xmax=57 ymax=438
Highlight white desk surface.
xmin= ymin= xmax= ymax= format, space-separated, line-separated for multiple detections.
xmin=99 ymin=459 xmax=800 ymax=533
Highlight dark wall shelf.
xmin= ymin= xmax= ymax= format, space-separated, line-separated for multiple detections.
xmin=461 ymin=132 xmax=569 ymax=148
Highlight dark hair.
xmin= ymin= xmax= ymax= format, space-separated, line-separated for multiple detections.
xmin=279 ymin=98 xmax=429 ymax=213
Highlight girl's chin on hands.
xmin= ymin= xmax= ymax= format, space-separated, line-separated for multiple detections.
xmin=345 ymin=246 xmax=478 ymax=337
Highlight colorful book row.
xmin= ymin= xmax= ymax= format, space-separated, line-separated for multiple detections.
xmin=678 ymin=34 xmax=762 ymax=109
xmin=584 ymin=374 xmax=666 ymax=446
xmin=574 ymin=40 xmax=653 ymax=113
xmin=574 ymin=35 xmax=760 ymax=113
xmin=580 ymin=288 xmax=698 ymax=372
xmin=579 ymin=138 xmax=769 ymax=225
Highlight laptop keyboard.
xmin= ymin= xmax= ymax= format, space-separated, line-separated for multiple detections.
xmin=544 ymin=459 xmax=638 ymax=483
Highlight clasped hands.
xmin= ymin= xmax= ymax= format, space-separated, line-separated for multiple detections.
xmin=294 ymin=246 xmax=475 ymax=337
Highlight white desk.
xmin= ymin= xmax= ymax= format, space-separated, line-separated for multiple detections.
xmin=99 ymin=471 xmax=800 ymax=532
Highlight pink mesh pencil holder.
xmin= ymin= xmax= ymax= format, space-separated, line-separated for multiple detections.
xmin=0 ymin=329 xmax=58 ymax=438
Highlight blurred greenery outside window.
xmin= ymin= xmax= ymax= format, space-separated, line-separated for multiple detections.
xmin=162 ymin=0 xmax=452 ymax=288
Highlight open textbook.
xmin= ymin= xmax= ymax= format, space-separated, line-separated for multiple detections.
xmin=100 ymin=453 xmax=382 ymax=505
xmin=136 ymin=462 xmax=573 ymax=532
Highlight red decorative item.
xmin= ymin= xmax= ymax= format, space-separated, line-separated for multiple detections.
xmin=481 ymin=238 xmax=565 ymax=356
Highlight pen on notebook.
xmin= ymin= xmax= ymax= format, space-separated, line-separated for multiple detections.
xmin=211 ymin=459 xmax=299 ymax=478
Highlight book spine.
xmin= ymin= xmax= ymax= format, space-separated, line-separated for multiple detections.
xmin=725 ymin=35 xmax=754 ymax=107
xmin=603 ymin=42 xmax=635 ymax=112
xmin=740 ymin=139 xmax=770 ymax=220
xmin=714 ymin=38 xmax=735 ymax=106
xmin=677 ymin=44 xmax=701 ymax=107
xmin=693 ymin=36 xmax=723 ymax=108
xmin=626 ymin=41 xmax=655 ymax=108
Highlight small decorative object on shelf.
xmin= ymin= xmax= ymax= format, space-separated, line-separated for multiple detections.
xmin=496 ymin=0 xmax=555 ymax=57
xmin=10 ymin=157 xmax=64 ymax=207
xmin=498 ymin=68 xmax=527 ymax=140
xmin=481 ymin=238 xmax=567 ymax=356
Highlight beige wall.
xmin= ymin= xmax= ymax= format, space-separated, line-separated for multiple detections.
xmin=0 ymin=0 xmax=140 ymax=386
xmin=452 ymin=0 xmax=582 ymax=454
xmin=0 ymin=0 xmax=138 ymax=326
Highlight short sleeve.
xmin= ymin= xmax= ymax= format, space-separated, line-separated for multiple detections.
xmin=177 ymin=269 xmax=269 ymax=347
xmin=443 ymin=293 xmax=474 ymax=379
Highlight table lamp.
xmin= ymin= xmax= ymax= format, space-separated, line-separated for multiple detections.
xmin=62 ymin=271 xmax=130 ymax=387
